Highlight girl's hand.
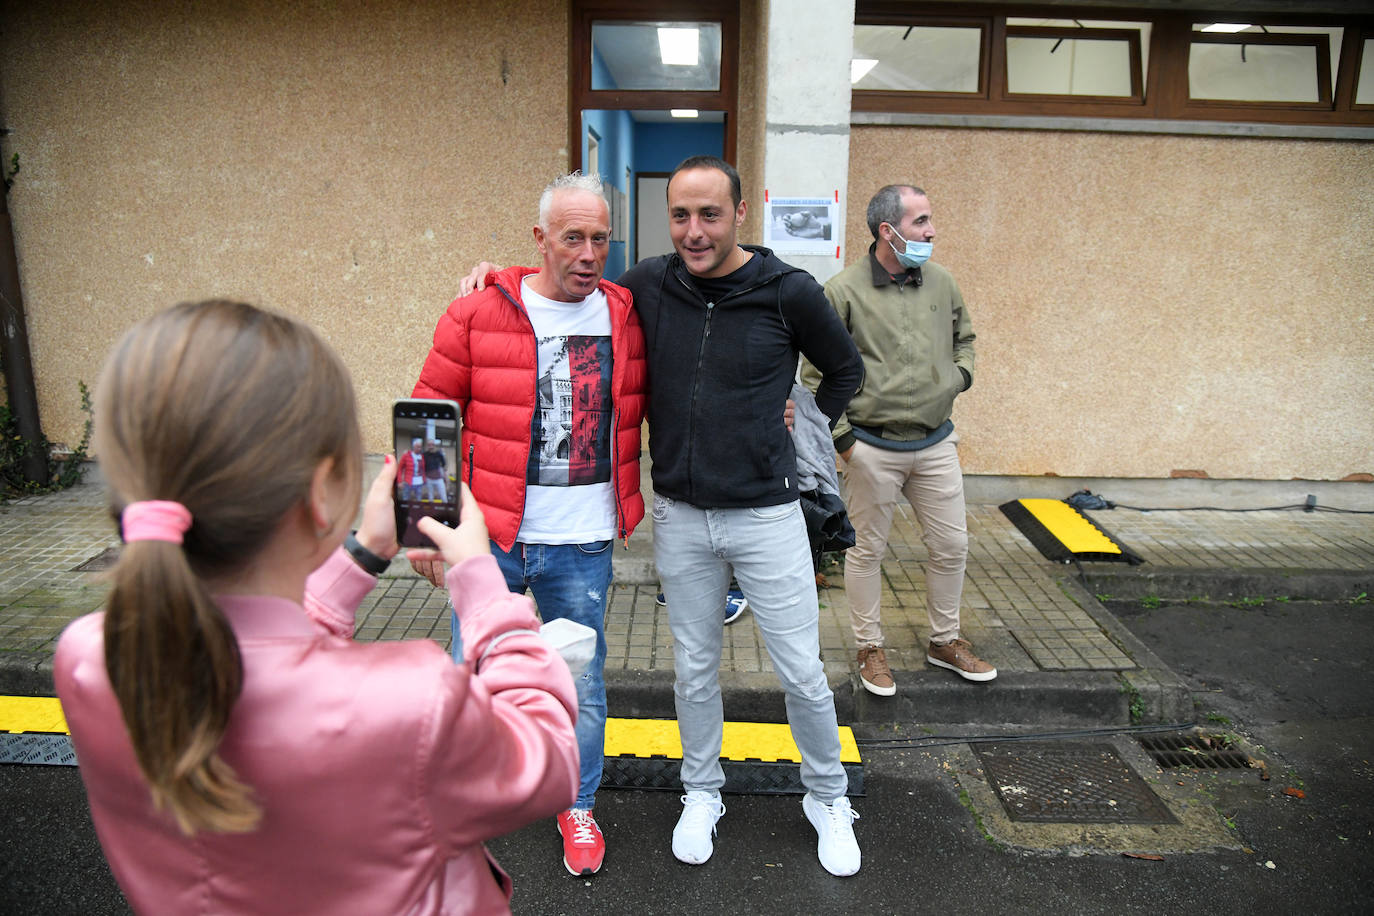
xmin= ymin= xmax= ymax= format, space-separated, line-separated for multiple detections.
xmin=356 ymin=455 xmax=400 ymax=560
xmin=406 ymin=483 xmax=490 ymax=571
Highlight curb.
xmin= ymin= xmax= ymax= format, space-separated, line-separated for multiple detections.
xmin=1078 ymin=567 xmax=1371 ymax=603
xmin=1058 ymin=573 xmax=1194 ymax=724
xmin=0 ymin=651 xmax=55 ymax=697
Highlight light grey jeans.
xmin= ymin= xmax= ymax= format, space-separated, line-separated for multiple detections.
xmin=652 ymin=493 xmax=848 ymax=802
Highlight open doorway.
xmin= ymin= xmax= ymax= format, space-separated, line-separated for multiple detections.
xmin=581 ymin=109 xmax=724 ymax=272
xmin=571 ymin=2 xmax=738 ymax=275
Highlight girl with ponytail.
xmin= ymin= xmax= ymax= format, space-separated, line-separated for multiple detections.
xmin=55 ymin=300 xmax=579 ymax=914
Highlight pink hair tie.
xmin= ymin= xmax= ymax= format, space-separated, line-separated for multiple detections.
xmin=122 ymin=500 xmax=193 ymax=544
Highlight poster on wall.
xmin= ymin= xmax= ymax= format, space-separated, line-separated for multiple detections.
xmin=763 ymin=197 xmax=837 ymax=256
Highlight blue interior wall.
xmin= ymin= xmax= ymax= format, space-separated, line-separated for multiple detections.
xmin=581 ymin=51 xmax=632 ymax=278
xmin=632 ymin=121 xmax=725 ymax=173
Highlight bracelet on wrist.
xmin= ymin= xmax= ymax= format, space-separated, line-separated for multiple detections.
xmin=344 ymin=531 xmax=390 ymax=576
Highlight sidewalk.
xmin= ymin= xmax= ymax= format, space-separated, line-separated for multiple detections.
xmin=3 ymin=462 xmax=1371 ymax=727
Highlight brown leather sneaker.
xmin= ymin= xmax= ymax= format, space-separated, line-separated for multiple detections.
xmin=857 ymin=645 xmax=896 ymax=696
xmin=927 ymin=638 xmax=997 ymax=682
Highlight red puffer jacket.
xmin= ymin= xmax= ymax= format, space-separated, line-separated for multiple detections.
xmin=413 ymin=266 xmax=647 ymax=551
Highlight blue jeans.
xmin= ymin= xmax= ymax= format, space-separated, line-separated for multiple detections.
xmin=651 ymin=493 xmax=848 ymax=802
xmin=451 ymin=539 xmax=612 ymax=809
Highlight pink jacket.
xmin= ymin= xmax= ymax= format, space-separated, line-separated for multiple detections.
xmin=54 ymin=550 xmax=579 ymax=915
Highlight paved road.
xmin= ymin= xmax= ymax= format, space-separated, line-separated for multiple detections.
xmin=4 ymin=599 xmax=1373 ymax=915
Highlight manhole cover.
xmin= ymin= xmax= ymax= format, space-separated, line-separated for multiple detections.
xmin=73 ymin=546 xmax=120 ymax=572
xmin=1138 ymin=732 xmax=1254 ymax=770
xmin=973 ymin=741 xmax=1177 ymax=825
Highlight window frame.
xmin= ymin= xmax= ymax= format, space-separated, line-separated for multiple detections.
xmin=570 ymin=0 xmax=740 ymax=173
xmin=1002 ymin=25 xmax=1144 ymax=104
xmin=851 ymin=2 xmax=1374 ymax=129
xmin=1185 ymin=31 xmax=1332 ymax=110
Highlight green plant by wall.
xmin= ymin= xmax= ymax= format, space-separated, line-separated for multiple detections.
xmin=1 ymin=381 xmax=92 ymax=500
xmin=1119 ymin=675 xmax=1146 ymax=724
xmin=3 ymin=152 xmax=18 ymax=194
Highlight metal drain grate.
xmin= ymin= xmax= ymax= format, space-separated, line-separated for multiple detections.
xmin=973 ymin=741 xmax=1177 ymax=825
xmin=1138 ymin=732 xmax=1253 ymax=770
xmin=73 ymin=546 xmax=120 ymax=572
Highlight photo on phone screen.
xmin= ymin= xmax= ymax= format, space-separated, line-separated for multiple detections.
xmin=393 ymin=399 xmax=462 ymax=549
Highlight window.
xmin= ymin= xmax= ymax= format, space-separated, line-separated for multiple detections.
xmin=1005 ymin=25 xmax=1144 ymax=101
xmin=590 ymin=21 xmax=723 ymax=91
xmin=851 ymin=3 xmax=1374 ymax=131
xmin=852 ymin=24 xmax=985 ymax=94
xmin=1359 ymin=37 xmax=1374 ymax=107
xmin=1189 ymin=27 xmax=1339 ymax=107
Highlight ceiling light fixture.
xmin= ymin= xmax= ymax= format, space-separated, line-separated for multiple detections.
xmin=670 ymin=109 xmax=699 ymax=119
xmin=658 ymin=27 xmax=699 ymax=66
xmin=1202 ymin=23 xmax=1252 ymax=33
xmin=850 ymin=58 xmax=878 ymax=83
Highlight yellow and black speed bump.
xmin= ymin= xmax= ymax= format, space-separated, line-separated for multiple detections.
xmin=999 ymin=498 xmax=1144 ymax=565
xmin=3 ymin=701 xmax=868 ymax=797
xmin=0 ymin=696 xmax=76 ymax=766
xmin=601 ymin=717 xmax=864 ymax=797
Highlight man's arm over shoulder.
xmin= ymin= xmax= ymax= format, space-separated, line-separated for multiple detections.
xmin=783 ymin=273 xmax=863 ymax=426
xmin=413 ymin=295 xmax=474 ymax=402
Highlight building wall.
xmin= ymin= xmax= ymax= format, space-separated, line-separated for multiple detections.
xmin=1 ymin=0 xmax=568 ymax=453
xmin=848 ymin=126 xmax=1374 ymax=480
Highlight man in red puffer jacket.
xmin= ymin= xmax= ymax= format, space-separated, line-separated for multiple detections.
xmin=411 ymin=171 xmax=645 ymax=879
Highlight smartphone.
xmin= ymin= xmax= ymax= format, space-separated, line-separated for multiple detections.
xmin=392 ymin=398 xmax=462 ymax=549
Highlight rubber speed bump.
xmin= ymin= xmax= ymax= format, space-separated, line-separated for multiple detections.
xmin=0 ymin=696 xmax=77 ymax=766
xmin=999 ymin=498 xmax=1143 ymax=565
xmin=601 ymin=717 xmax=864 ymax=797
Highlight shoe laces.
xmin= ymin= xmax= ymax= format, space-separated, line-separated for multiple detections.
xmin=815 ymin=796 xmax=860 ymax=836
xmin=679 ymin=792 xmax=726 ymax=831
xmin=566 ymin=809 xmax=598 ymax=845
xmin=862 ymin=648 xmax=891 ymax=677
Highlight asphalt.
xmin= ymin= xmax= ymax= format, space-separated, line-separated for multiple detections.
xmin=3 ymin=460 xmax=1372 ymax=732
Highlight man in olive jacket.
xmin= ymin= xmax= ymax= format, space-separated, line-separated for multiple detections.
xmin=802 ymin=184 xmax=996 ymax=697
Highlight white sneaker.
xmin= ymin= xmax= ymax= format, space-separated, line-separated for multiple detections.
xmin=802 ymin=792 xmax=861 ymax=876
xmin=672 ymin=790 xmax=725 ymax=865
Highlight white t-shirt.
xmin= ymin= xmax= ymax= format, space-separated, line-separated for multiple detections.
xmin=516 ymin=279 xmax=617 ymax=544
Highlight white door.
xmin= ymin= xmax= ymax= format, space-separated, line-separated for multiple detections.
xmin=635 ymin=175 xmax=672 ymax=264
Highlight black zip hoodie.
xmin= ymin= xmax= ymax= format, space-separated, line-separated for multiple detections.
xmin=617 ymin=245 xmax=863 ymax=509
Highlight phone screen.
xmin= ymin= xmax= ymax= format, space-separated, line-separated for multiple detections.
xmin=392 ymin=399 xmax=462 ymax=549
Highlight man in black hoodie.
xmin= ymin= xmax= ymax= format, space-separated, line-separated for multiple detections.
xmin=460 ymin=158 xmax=865 ymax=876
xmin=617 ymin=156 xmax=864 ymax=877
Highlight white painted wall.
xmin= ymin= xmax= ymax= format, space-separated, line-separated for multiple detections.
xmin=761 ymin=0 xmax=855 ymax=284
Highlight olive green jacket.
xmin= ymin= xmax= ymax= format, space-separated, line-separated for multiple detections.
xmin=801 ymin=247 xmax=975 ymax=453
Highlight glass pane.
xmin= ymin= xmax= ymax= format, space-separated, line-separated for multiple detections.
xmin=852 ymin=25 xmax=982 ymax=93
xmin=1189 ymin=41 xmax=1320 ymax=103
xmin=1009 ymin=20 xmax=1150 ymax=87
xmin=1358 ymin=39 xmax=1374 ymax=105
xmin=591 ymin=21 xmax=721 ymax=92
xmin=1193 ymin=25 xmax=1341 ymax=89
xmin=1007 ymin=37 xmax=1134 ymax=96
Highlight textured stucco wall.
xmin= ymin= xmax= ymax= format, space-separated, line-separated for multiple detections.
xmin=1 ymin=0 xmax=568 ymax=454
xmin=847 ymin=126 xmax=1374 ymax=481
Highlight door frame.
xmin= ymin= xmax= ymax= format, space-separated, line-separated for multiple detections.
xmin=569 ymin=0 xmax=740 ymax=174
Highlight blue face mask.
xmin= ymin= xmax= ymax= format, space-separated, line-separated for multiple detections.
xmin=887 ymin=227 xmax=932 ymax=268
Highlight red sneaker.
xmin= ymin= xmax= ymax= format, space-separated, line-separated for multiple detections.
xmin=556 ymin=808 xmax=605 ymax=875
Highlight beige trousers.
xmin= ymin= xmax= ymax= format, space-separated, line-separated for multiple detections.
xmin=840 ymin=435 xmax=967 ymax=647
